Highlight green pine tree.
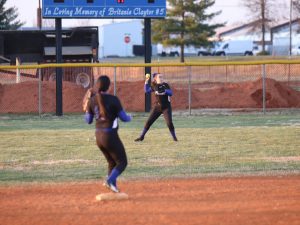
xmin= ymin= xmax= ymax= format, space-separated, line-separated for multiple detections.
xmin=152 ymin=0 xmax=223 ymax=63
xmin=0 ymin=0 xmax=24 ymax=30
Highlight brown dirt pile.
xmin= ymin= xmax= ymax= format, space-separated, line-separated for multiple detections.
xmin=171 ymin=78 xmax=300 ymax=109
xmin=0 ymin=78 xmax=299 ymax=113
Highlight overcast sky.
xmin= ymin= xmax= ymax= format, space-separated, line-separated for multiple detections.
xmin=6 ymin=0 xmax=291 ymax=28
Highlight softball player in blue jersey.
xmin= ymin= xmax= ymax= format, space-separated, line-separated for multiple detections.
xmin=83 ymin=75 xmax=131 ymax=193
xmin=135 ymin=73 xmax=177 ymax=142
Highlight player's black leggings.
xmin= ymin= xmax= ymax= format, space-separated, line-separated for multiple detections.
xmin=96 ymin=129 xmax=127 ymax=175
xmin=144 ymin=105 xmax=175 ymax=132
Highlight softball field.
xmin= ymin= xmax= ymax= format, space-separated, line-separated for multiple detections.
xmin=0 ymin=114 xmax=299 ymax=225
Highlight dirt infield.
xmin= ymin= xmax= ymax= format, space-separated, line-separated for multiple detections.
xmin=0 ymin=176 xmax=299 ymax=225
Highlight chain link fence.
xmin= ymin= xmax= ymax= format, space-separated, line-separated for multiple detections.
xmin=0 ymin=61 xmax=300 ymax=115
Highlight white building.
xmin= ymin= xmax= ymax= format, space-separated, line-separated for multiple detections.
xmin=217 ymin=20 xmax=272 ymax=53
xmin=271 ymin=19 xmax=300 ymax=55
xmin=98 ymin=20 xmax=143 ymax=58
xmin=218 ymin=20 xmax=272 ymax=43
xmin=218 ymin=19 xmax=300 ymax=56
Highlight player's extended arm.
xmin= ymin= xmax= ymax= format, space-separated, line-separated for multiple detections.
xmin=83 ymin=89 xmax=95 ymax=124
xmin=82 ymin=88 xmax=94 ymax=112
xmin=84 ymin=113 xmax=94 ymax=124
xmin=165 ymin=83 xmax=173 ymax=96
xmin=144 ymin=83 xmax=153 ymax=93
xmin=144 ymin=74 xmax=153 ymax=93
xmin=165 ymin=89 xmax=173 ymax=96
xmin=118 ymin=110 xmax=132 ymax=122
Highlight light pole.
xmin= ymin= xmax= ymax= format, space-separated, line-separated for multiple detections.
xmin=37 ymin=0 xmax=42 ymax=29
xmin=289 ymin=0 xmax=293 ymax=56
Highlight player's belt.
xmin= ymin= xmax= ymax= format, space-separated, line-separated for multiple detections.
xmin=96 ymin=127 xmax=116 ymax=132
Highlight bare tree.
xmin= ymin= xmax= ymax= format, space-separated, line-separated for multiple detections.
xmin=293 ymin=0 xmax=300 ymax=17
xmin=242 ymin=0 xmax=278 ymax=53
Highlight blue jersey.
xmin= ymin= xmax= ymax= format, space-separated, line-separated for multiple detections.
xmin=86 ymin=94 xmax=130 ymax=130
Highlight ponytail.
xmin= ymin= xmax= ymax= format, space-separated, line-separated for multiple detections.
xmin=95 ymin=75 xmax=111 ymax=119
xmin=96 ymin=93 xmax=108 ymax=119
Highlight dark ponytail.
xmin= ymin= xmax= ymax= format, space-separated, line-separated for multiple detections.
xmin=96 ymin=76 xmax=110 ymax=119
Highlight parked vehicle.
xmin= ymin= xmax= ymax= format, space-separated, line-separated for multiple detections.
xmin=197 ymin=47 xmax=212 ymax=56
xmin=214 ymin=40 xmax=254 ymax=56
xmin=156 ymin=45 xmax=180 ymax=57
xmin=156 ymin=44 xmax=213 ymax=57
xmin=0 ymin=27 xmax=98 ymax=88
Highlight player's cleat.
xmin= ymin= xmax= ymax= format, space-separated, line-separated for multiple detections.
xmin=102 ymin=176 xmax=109 ymax=186
xmin=102 ymin=181 xmax=107 ymax=187
xmin=134 ymin=137 xmax=144 ymax=142
xmin=104 ymin=180 xmax=120 ymax=193
xmin=173 ymin=137 xmax=178 ymax=141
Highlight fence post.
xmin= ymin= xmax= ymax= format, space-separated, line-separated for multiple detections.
xmin=288 ymin=64 xmax=291 ymax=87
xmin=114 ymin=66 xmax=117 ymax=96
xmin=188 ymin=66 xmax=192 ymax=116
xmin=225 ymin=65 xmax=228 ymax=83
xmin=38 ymin=68 xmax=42 ymax=117
xmin=16 ymin=57 xmax=21 ymax=83
xmin=262 ymin=64 xmax=266 ymax=115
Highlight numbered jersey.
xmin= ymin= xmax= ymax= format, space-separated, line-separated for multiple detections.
xmin=152 ymin=82 xmax=171 ymax=109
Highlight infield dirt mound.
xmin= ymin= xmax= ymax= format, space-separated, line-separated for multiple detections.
xmin=0 ymin=78 xmax=299 ymax=113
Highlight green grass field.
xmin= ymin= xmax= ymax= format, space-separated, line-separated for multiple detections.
xmin=0 ymin=114 xmax=300 ymax=184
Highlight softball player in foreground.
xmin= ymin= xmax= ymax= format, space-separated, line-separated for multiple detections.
xmin=135 ymin=73 xmax=178 ymax=142
xmin=83 ymin=75 xmax=131 ymax=193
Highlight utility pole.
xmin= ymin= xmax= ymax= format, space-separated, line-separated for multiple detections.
xmin=261 ymin=1 xmax=266 ymax=53
xmin=144 ymin=18 xmax=152 ymax=112
xmin=289 ymin=0 xmax=293 ymax=57
xmin=55 ymin=18 xmax=63 ymax=116
xmin=37 ymin=0 xmax=42 ymax=29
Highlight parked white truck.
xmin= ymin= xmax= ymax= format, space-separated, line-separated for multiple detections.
xmin=214 ymin=40 xmax=254 ymax=56
xmin=156 ymin=44 xmax=212 ymax=57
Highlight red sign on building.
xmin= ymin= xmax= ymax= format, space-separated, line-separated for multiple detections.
xmin=124 ymin=36 xmax=131 ymax=44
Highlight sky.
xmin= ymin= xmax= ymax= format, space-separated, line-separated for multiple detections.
xmin=6 ymin=0 xmax=291 ymax=28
